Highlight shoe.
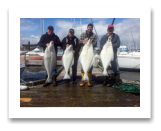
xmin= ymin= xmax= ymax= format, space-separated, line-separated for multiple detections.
xmin=80 ymin=73 xmax=85 ymax=87
xmin=115 ymin=74 xmax=122 ymax=88
xmin=102 ymin=76 xmax=108 ymax=86
xmin=52 ymin=75 xmax=57 ymax=86
xmin=87 ymin=73 xmax=93 ymax=87
xmin=73 ymin=80 xmax=77 ymax=84
xmin=65 ymin=80 xmax=70 ymax=83
xmin=43 ymin=83 xmax=51 ymax=87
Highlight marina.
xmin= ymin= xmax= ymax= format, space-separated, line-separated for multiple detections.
xmin=20 ymin=18 xmax=140 ymax=107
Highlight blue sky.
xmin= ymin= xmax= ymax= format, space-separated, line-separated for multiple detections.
xmin=20 ymin=18 xmax=140 ymax=48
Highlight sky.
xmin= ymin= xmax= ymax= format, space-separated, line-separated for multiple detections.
xmin=20 ymin=18 xmax=140 ymax=49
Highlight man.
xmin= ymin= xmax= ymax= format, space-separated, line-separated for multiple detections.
xmin=79 ymin=23 xmax=97 ymax=87
xmin=100 ymin=24 xmax=120 ymax=87
xmin=62 ymin=29 xmax=80 ymax=84
xmin=38 ymin=25 xmax=62 ymax=87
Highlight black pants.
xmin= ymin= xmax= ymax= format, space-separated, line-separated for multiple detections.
xmin=68 ymin=54 xmax=79 ymax=81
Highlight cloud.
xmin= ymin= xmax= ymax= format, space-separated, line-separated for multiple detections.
xmin=20 ymin=34 xmax=40 ymax=45
xmin=20 ymin=19 xmax=39 ymax=31
xmin=31 ymin=35 xmax=39 ymax=39
xmin=20 ymin=18 xmax=140 ymax=49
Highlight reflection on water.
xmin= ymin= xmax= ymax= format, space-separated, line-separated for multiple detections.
xmin=20 ymin=66 xmax=61 ymax=83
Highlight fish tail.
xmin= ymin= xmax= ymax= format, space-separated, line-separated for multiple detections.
xmin=63 ymin=73 xmax=71 ymax=80
xmin=45 ymin=78 xmax=53 ymax=83
xmin=102 ymin=71 xmax=108 ymax=76
xmin=82 ymin=73 xmax=89 ymax=81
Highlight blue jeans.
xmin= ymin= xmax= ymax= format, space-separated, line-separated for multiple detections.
xmin=102 ymin=58 xmax=120 ymax=74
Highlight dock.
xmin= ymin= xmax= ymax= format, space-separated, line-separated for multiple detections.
xmin=20 ymin=64 xmax=140 ymax=107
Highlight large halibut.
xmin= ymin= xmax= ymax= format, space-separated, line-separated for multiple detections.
xmin=100 ymin=39 xmax=114 ymax=76
xmin=79 ymin=39 xmax=95 ymax=81
xmin=44 ymin=42 xmax=56 ymax=83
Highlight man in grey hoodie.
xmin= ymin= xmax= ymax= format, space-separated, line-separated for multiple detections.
xmin=100 ymin=24 xmax=121 ymax=87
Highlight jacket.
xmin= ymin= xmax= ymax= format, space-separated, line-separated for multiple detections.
xmin=62 ymin=35 xmax=80 ymax=55
xmin=78 ymin=31 xmax=97 ymax=54
xmin=37 ymin=32 xmax=62 ymax=54
xmin=100 ymin=33 xmax=120 ymax=59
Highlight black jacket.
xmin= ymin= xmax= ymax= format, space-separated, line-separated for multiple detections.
xmin=62 ymin=35 xmax=80 ymax=55
xmin=37 ymin=32 xmax=62 ymax=54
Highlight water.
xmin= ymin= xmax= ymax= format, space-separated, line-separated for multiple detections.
xmin=20 ymin=66 xmax=61 ymax=83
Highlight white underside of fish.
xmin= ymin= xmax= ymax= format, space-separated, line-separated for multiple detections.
xmin=79 ymin=40 xmax=95 ymax=81
xmin=62 ymin=46 xmax=74 ymax=80
xmin=100 ymin=40 xmax=114 ymax=76
xmin=44 ymin=42 xmax=56 ymax=83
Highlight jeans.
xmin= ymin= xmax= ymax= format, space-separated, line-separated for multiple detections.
xmin=68 ymin=55 xmax=79 ymax=81
xmin=102 ymin=58 xmax=120 ymax=74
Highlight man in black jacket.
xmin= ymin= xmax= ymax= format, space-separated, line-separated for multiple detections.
xmin=38 ymin=26 xmax=62 ymax=87
xmin=62 ymin=29 xmax=79 ymax=84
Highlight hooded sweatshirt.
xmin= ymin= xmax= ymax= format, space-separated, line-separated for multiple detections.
xmin=37 ymin=32 xmax=62 ymax=54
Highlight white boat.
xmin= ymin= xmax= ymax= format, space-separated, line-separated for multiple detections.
xmin=95 ymin=46 xmax=140 ymax=70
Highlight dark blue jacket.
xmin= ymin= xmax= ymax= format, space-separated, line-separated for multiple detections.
xmin=100 ymin=33 xmax=120 ymax=59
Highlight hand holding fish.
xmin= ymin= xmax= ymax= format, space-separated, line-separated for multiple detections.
xmin=83 ymin=38 xmax=88 ymax=45
xmin=50 ymin=41 xmax=54 ymax=44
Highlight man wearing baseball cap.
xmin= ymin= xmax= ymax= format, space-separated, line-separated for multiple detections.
xmin=79 ymin=23 xmax=97 ymax=87
xmin=100 ymin=24 xmax=121 ymax=87
xmin=38 ymin=25 xmax=62 ymax=87
xmin=62 ymin=28 xmax=80 ymax=84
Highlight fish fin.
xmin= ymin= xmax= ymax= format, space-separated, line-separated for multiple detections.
xmin=45 ymin=78 xmax=53 ymax=83
xmin=87 ymin=53 xmax=95 ymax=72
xmin=78 ymin=55 xmax=81 ymax=64
xmin=102 ymin=71 xmax=108 ymax=76
xmin=63 ymin=73 xmax=71 ymax=80
xmin=82 ymin=73 xmax=89 ymax=81
xmin=70 ymin=57 xmax=74 ymax=67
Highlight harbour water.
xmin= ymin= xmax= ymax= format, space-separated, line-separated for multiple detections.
xmin=20 ymin=65 xmax=140 ymax=83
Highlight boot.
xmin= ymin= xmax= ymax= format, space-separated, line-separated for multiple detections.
xmin=102 ymin=76 xmax=108 ymax=86
xmin=53 ymin=75 xmax=57 ymax=86
xmin=80 ymin=73 xmax=85 ymax=87
xmin=115 ymin=74 xmax=122 ymax=88
xmin=43 ymin=83 xmax=51 ymax=87
xmin=65 ymin=79 xmax=70 ymax=83
xmin=73 ymin=80 xmax=77 ymax=84
xmin=87 ymin=73 xmax=93 ymax=87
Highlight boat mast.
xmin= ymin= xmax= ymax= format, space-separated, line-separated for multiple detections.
xmin=40 ymin=18 xmax=43 ymax=36
xmin=80 ymin=18 xmax=82 ymax=34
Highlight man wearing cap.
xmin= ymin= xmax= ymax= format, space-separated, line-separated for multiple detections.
xmin=100 ymin=24 xmax=121 ymax=87
xmin=79 ymin=23 xmax=97 ymax=87
xmin=62 ymin=29 xmax=80 ymax=84
xmin=38 ymin=25 xmax=62 ymax=87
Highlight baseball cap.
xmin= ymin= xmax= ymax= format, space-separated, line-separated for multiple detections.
xmin=108 ymin=24 xmax=114 ymax=29
xmin=69 ymin=28 xmax=74 ymax=33
xmin=87 ymin=23 xmax=93 ymax=28
xmin=48 ymin=26 xmax=54 ymax=30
